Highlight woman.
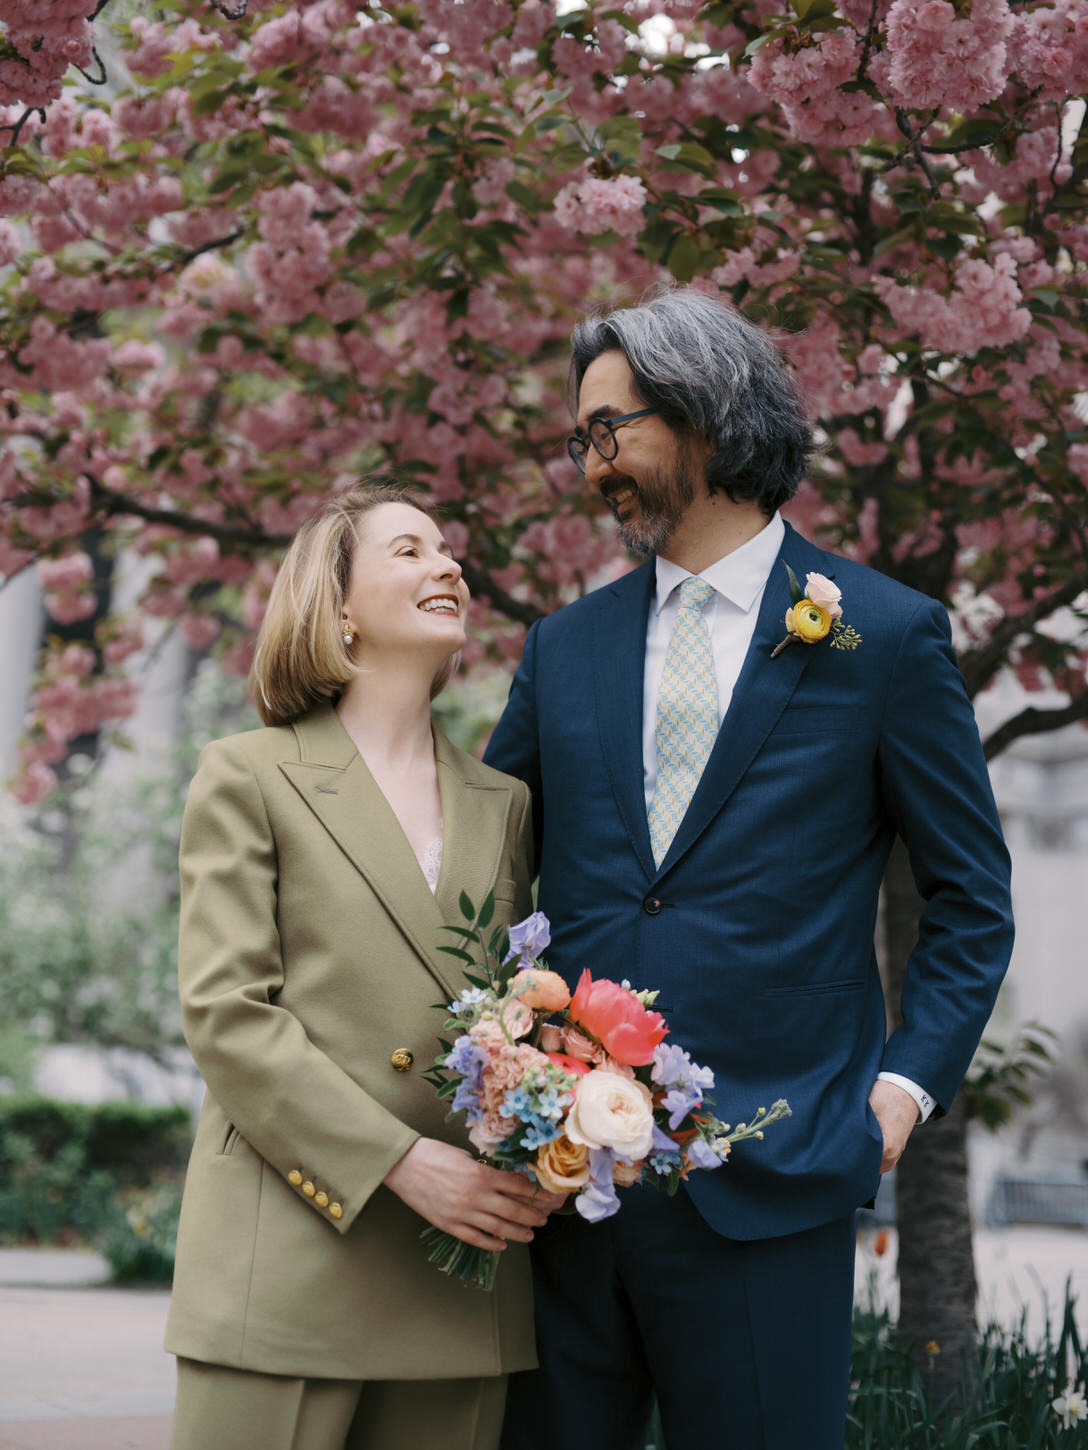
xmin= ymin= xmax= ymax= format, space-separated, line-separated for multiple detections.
xmin=165 ymin=486 xmax=562 ymax=1450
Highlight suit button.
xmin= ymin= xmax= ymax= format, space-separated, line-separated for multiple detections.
xmin=287 ymin=1169 xmax=303 ymax=1187
xmin=390 ymin=1048 xmax=414 ymax=1072
xmin=302 ymin=1180 xmax=316 ymax=1198
xmin=644 ymin=897 xmax=662 ymax=916
xmin=329 ymin=1202 xmax=343 ymax=1220
xmin=315 ymin=1191 xmax=329 ymax=1209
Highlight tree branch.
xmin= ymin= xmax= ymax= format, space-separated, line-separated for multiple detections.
xmin=982 ymin=689 xmax=1088 ymax=761
xmin=960 ymin=575 xmax=1088 ymax=698
xmin=14 ymin=476 xmax=546 ymax=628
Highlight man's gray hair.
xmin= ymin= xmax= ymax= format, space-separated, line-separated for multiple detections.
xmin=570 ymin=288 xmax=814 ymax=516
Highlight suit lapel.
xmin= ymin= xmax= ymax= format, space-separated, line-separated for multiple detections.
xmin=432 ymin=727 xmax=516 ymax=931
xmin=654 ymin=523 xmax=831 ymax=876
xmin=594 ymin=562 xmax=657 ymax=881
xmin=279 ymin=707 xmax=509 ymax=1001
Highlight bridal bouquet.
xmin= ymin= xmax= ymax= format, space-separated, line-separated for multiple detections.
xmin=422 ymin=894 xmax=790 ymax=1289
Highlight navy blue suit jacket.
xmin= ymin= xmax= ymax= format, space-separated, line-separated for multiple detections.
xmin=485 ymin=522 xmax=1013 ymax=1240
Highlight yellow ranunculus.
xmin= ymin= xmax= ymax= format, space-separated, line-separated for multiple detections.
xmin=785 ymin=599 xmax=831 ymax=644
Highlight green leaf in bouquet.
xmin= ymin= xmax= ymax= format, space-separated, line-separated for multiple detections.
xmin=784 ymin=560 xmax=804 ymax=604
xmin=460 ymin=973 xmax=490 ymax=990
xmin=437 ymin=945 xmax=477 ymax=964
xmin=459 ymin=890 xmax=476 ymax=921
xmin=477 ymin=892 xmax=495 ymax=930
xmin=439 ymin=925 xmax=483 ymax=947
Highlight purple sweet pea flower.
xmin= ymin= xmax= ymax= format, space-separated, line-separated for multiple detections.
xmin=685 ymin=1137 xmax=724 ymax=1171
xmin=575 ymin=1147 xmax=621 ymax=1222
xmin=505 ymin=910 xmax=551 ymax=963
xmin=661 ymin=1086 xmax=702 ymax=1130
xmin=444 ymin=1034 xmax=486 ymax=1084
xmin=651 ymin=1042 xmax=715 ymax=1094
xmin=651 ymin=1123 xmax=681 ymax=1154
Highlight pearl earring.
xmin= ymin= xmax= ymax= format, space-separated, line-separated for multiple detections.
xmin=342 ymin=627 xmax=354 ymax=645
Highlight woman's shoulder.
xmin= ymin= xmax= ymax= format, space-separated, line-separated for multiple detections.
xmin=194 ymin=721 xmax=302 ymax=778
xmin=435 ymin=728 xmax=529 ymax=800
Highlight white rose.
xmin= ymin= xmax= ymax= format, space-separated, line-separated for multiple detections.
xmin=565 ymin=1070 xmax=655 ymax=1159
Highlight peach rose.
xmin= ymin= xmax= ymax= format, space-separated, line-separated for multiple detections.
xmin=534 ymin=1133 xmax=591 ymax=1195
xmin=613 ymin=1157 xmax=644 ymax=1187
xmin=511 ymin=968 xmax=571 ymax=1012
xmin=596 ymin=1056 xmax=635 ymax=1081
xmin=539 ymin=1023 xmax=563 ymax=1053
xmin=565 ymin=1070 xmax=655 ymax=1159
xmin=804 ymin=572 xmax=843 ymax=619
xmin=562 ymin=1026 xmax=605 ymax=1065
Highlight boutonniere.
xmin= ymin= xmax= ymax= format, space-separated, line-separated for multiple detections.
xmin=770 ymin=564 xmax=862 ymax=659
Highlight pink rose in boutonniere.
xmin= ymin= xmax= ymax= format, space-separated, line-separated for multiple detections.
xmin=771 ymin=564 xmax=862 ymax=658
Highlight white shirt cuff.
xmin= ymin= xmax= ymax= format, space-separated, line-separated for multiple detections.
xmin=877 ymin=1072 xmax=936 ymax=1123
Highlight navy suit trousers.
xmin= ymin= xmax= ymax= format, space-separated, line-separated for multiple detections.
xmin=500 ymin=1188 xmax=857 ymax=1450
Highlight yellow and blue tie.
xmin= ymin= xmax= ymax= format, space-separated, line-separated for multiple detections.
xmin=648 ymin=576 xmax=719 ymax=868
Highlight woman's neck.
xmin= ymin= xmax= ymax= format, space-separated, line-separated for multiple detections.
xmin=335 ymin=665 xmax=435 ymax=773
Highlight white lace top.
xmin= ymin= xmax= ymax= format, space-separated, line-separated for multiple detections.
xmin=418 ymin=834 xmax=443 ymax=894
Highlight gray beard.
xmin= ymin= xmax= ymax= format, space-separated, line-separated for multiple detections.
xmin=617 ymin=512 xmax=675 ymax=557
xmin=611 ymin=448 xmax=697 ymax=557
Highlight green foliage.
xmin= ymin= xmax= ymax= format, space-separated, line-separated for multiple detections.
xmin=94 ymin=1178 xmax=183 ymax=1283
xmin=0 ymin=658 xmax=258 ymax=1059
xmin=0 ymin=1096 xmax=191 ymax=1247
xmin=847 ymin=1292 xmax=1087 ymax=1449
xmin=965 ymin=1021 xmax=1059 ymax=1133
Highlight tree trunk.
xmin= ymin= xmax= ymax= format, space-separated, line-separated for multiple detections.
xmin=881 ymin=842 xmax=978 ymax=1407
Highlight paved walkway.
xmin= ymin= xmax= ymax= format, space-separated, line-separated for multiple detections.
xmin=1 ymin=1229 xmax=1086 ymax=1448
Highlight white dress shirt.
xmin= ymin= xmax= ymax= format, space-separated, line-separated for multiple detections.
xmin=642 ymin=511 xmax=934 ymax=1124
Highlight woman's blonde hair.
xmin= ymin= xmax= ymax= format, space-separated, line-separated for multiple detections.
xmin=249 ymin=484 xmax=458 ymax=727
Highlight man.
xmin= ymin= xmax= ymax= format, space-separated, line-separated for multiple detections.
xmin=485 ymin=288 xmax=1013 ymax=1450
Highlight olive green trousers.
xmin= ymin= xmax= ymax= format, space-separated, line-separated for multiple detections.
xmin=171 ymin=1357 xmax=508 ymax=1450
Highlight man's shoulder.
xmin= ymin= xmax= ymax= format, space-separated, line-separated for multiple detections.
xmin=798 ymin=540 xmax=942 ymax=622
xmin=533 ymin=561 xmax=652 ymax=638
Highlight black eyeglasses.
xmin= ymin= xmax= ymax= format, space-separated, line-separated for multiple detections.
xmin=567 ymin=408 xmax=657 ymax=474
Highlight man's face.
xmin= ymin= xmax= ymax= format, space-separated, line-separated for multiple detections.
xmin=575 ymin=349 xmax=701 ymax=557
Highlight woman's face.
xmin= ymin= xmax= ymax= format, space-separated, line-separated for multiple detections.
xmin=342 ymin=501 xmax=469 ymax=661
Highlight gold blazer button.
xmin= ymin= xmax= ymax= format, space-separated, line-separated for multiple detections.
xmin=390 ymin=1048 xmax=414 ymax=1072
xmin=315 ymin=1191 xmax=329 ymax=1209
xmin=288 ymin=1170 xmax=303 ymax=1187
xmin=302 ymin=1180 xmax=316 ymax=1198
xmin=329 ymin=1202 xmax=343 ymax=1220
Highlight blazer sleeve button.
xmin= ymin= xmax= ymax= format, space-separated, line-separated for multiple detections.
xmin=390 ymin=1048 xmax=414 ymax=1071
xmin=329 ymin=1202 xmax=343 ymax=1220
xmin=315 ymin=1191 xmax=329 ymax=1209
xmin=302 ymin=1180 xmax=316 ymax=1198
xmin=288 ymin=1169 xmax=303 ymax=1186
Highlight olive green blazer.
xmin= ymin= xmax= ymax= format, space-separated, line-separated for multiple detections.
xmin=164 ymin=705 xmax=536 ymax=1380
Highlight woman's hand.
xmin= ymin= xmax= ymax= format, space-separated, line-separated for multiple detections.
xmin=384 ymin=1138 xmax=568 ymax=1251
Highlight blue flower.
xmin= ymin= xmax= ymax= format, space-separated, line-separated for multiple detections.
xmin=505 ymin=911 xmax=551 ymax=963
xmin=448 ymin=987 xmax=488 ymax=1017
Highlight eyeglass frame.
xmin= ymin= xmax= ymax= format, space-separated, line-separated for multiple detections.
xmin=566 ymin=408 xmax=657 ymax=474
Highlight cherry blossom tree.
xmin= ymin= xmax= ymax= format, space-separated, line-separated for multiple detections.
xmin=1 ymin=0 xmax=1086 ymax=1396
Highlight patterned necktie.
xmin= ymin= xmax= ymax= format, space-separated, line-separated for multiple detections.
xmin=648 ymin=576 xmax=719 ymax=868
